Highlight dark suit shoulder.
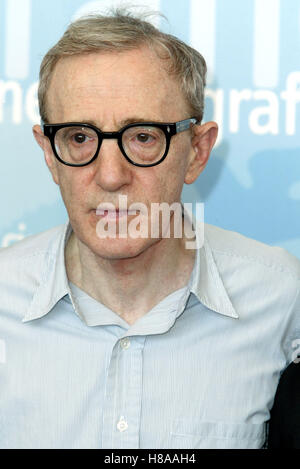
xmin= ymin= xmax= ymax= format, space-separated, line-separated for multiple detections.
xmin=268 ymin=362 xmax=300 ymax=449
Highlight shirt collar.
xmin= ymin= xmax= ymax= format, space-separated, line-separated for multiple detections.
xmin=190 ymin=230 xmax=238 ymax=318
xmin=184 ymin=206 xmax=238 ymax=319
xmin=23 ymin=210 xmax=238 ymax=323
xmin=22 ymin=223 xmax=74 ymax=323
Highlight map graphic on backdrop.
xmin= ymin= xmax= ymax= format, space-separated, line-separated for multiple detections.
xmin=0 ymin=0 xmax=299 ymax=257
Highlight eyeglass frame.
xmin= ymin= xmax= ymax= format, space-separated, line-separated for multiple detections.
xmin=42 ymin=117 xmax=198 ymax=168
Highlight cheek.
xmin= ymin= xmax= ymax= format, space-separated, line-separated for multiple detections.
xmin=56 ymin=168 xmax=91 ymax=210
xmin=139 ymin=165 xmax=185 ymax=205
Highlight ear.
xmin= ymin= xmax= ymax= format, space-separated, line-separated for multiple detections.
xmin=33 ymin=124 xmax=59 ymax=185
xmin=184 ymin=121 xmax=218 ymax=185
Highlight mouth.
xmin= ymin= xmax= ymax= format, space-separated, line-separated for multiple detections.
xmin=95 ymin=208 xmax=138 ymax=220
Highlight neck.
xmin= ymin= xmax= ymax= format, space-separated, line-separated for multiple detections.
xmin=65 ymin=220 xmax=196 ymax=325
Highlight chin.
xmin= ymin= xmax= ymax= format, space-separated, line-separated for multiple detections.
xmin=72 ymin=212 xmax=162 ymax=260
xmin=87 ymin=235 xmax=159 ymax=261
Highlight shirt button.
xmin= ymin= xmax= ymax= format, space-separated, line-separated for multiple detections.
xmin=117 ymin=416 xmax=128 ymax=432
xmin=120 ymin=338 xmax=131 ymax=350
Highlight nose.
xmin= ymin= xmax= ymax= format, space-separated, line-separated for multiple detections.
xmin=93 ymin=138 xmax=133 ymax=192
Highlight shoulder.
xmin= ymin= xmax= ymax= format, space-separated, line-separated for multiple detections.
xmin=0 ymin=224 xmax=67 ymax=285
xmin=0 ymin=224 xmax=68 ymax=321
xmin=0 ymin=224 xmax=66 ymax=261
xmin=204 ymin=223 xmax=300 ymax=281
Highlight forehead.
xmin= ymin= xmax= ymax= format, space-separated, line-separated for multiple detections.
xmin=46 ymin=46 xmax=189 ymax=123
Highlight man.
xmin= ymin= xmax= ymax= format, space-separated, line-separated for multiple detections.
xmin=0 ymin=10 xmax=299 ymax=449
xmin=268 ymin=361 xmax=300 ymax=448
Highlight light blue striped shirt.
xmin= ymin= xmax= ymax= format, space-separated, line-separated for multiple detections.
xmin=0 ymin=218 xmax=300 ymax=449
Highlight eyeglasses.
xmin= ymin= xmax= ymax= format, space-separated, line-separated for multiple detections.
xmin=42 ymin=118 xmax=198 ymax=168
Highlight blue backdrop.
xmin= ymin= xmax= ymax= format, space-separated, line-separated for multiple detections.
xmin=1 ymin=0 xmax=299 ymax=257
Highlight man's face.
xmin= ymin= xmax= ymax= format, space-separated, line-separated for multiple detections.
xmin=40 ymin=46 xmax=198 ymax=260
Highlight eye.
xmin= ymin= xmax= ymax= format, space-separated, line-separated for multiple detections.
xmin=72 ymin=133 xmax=88 ymax=144
xmin=135 ymin=132 xmax=156 ymax=144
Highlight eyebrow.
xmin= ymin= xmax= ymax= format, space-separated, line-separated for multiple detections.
xmin=74 ymin=117 xmax=167 ymax=128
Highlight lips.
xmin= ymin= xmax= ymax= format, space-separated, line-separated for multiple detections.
xmin=95 ymin=208 xmax=137 ymax=219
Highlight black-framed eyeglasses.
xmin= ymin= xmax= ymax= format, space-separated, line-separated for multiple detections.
xmin=42 ymin=117 xmax=198 ymax=168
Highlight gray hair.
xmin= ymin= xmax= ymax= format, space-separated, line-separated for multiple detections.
xmin=38 ymin=8 xmax=207 ymax=123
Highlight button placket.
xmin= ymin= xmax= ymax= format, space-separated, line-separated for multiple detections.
xmin=102 ymin=335 xmax=145 ymax=449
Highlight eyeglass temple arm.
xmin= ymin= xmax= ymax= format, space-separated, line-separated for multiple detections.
xmin=175 ymin=118 xmax=198 ymax=134
xmin=41 ymin=120 xmax=46 ymax=132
